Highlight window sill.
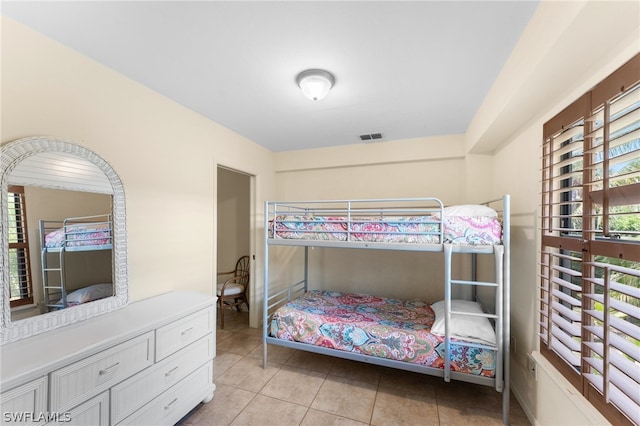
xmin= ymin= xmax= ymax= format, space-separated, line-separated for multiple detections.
xmin=10 ymin=303 xmax=37 ymax=313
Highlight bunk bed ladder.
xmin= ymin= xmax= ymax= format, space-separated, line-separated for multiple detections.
xmin=443 ymin=243 xmax=505 ymax=392
xmin=41 ymin=246 xmax=67 ymax=311
xmin=443 ymin=244 xmax=452 ymax=383
xmin=263 ymin=203 xmax=270 ymax=369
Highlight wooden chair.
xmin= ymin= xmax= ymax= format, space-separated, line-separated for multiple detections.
xmin=216 ymin=255 xmax=250 ymax=329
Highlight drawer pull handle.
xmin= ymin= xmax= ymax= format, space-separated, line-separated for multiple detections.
xmin=99 ymin=362 xmax=120 ymax=375
xmin=165 ymin=366 xmax=179 ymax=377
xmin=181 ymin=327 xmax=194 ymax=336
xmin=164 ymin=398 xmax=178 ymax=411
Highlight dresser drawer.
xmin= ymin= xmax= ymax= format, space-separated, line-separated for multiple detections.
xmin=0 ymin=376 xmax=47 ymax=426
xmin=50 ymin=331 xmax=154 ymax=412
xmin=117 ymin=362 xmax=214 ymax=426
xmin=155 ymin=307 xmax=214 ymax=361
xmin=45 ymin=391 xmax=109 ymax=426
xmin=110 ymin=333 xmax=214 ymax=424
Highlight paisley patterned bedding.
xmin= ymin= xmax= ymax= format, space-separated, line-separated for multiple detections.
xmin=270 ymin=290 xmax=496 ymax=377
xmin=272 ymin=216 xmax=441 ymax=243
xmin=272 ymin=215 xmax=501 ymax=245
xmin=45 ymin=223 xmax=112 ymax=248
xmin=442 ymin=215 xmax=502 ymax=245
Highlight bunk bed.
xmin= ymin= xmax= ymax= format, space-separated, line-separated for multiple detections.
xmin=39 ymin=214 xmax=113 ymax=311
xmin=263 ymin=196 xmax=511 ymax=424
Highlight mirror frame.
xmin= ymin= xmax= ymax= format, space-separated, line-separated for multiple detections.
xmin=1 ymin=136 xmax=127 ymax=345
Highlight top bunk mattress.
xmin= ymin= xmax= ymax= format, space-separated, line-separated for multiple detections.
xmin=44 ymin=222 xmax=112 ymax=249
xmin=270 ymin=203 xmax=502 ymax=246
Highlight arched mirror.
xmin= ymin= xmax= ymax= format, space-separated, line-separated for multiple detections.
xmin=1 ymin=137 xmax=127 ymax=344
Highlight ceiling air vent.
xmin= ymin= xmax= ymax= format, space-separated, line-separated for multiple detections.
xmin=359 ymin=132 xmax=384 ymax=142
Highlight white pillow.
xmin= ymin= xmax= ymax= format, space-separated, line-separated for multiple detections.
xmin=430 ymin=299 xmax=496 ymax=345
xmin=66 ymin=283 xmax=113 ymax=304
xmin=443 ymin=204 xmax=497 ymax=218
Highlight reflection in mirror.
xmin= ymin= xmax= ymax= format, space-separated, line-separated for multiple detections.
xmin=1 ymin=137 xmax=127 ymax=345
xmin=10 ymin=187 xmax=114 ymax=321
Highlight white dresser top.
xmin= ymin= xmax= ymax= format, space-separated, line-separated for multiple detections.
xmin=0 ymin=291 xmax=216 ymax=390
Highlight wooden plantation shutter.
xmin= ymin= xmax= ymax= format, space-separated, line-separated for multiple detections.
xmin=540 ymin=54 xmax=640 ymax=425
xmin=7 ymin=185 xmax=33 ymax=307
xmin=540 ymin=96 xmax=587 ymax=379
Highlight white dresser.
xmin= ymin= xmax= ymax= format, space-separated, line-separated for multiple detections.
xmin=0 ymin=291 xmax=216 ymax=426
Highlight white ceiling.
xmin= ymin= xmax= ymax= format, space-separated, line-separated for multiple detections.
xmin=2 ymin=1 xmax=539 ymax=152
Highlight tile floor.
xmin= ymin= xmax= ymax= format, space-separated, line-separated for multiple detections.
xmin=179 ymin=310 xmax=531 ymax=426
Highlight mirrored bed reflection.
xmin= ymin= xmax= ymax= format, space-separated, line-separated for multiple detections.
xmin=9 ymin=186 xmax=114 ymax=321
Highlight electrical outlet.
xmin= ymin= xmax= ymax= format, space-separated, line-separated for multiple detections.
xmin=527 ymin=353 xmax=537 ymax=380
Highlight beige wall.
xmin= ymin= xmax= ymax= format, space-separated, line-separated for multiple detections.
xmin=1 ymin=17 xmax=275 ymax=322
xmin=273 ymin=135 xmax=471 ymax=302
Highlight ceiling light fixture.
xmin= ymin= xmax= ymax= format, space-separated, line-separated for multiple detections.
xmin=296 ymin=69 xmax=335 ymax=101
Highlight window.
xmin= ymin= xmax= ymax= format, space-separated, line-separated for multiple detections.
xmin=7 ymin=185 xmax=33 ymax=307
xmin=540 ymin=54 xmax=640 ymax=425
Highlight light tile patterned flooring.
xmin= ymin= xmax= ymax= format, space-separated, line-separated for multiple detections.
xmin=179 ymin=310 xmax=531 ymax=426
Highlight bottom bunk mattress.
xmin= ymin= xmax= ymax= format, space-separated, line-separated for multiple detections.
xmin=270 ymin=290 xmax=496 ymax=377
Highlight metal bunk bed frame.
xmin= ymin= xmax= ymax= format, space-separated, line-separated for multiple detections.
xmin=263 ymin=195 xmax=511 ymax=424
xmin=40 ymin=214 xmax=113 ymax=311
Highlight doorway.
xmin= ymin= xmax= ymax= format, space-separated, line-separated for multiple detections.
xmin=216 ymin=166 xmax=252 ymax=324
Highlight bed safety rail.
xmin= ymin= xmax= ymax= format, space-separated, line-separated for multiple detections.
xmin=265 ymin=280 xmax=306 ymax=322
xmin=40 ymin=214 xmax=113 ymax=252
xmin=267 ymin=198 xmax=445 ymax=248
